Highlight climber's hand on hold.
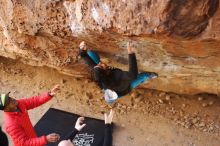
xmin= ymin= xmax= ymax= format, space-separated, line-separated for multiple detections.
xmin=127 ymin=42 xmax=134 ymax=54
xmin=79 ymin=41 xmax=87 ymax=51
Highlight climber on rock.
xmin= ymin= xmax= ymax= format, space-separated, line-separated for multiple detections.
xmin=79 ymin=41 xmax=158 ymax=103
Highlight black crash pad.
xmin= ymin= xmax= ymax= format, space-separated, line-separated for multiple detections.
xmin=34 ymin=108 xmax=107 ymax=146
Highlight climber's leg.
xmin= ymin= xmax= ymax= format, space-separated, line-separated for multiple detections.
xmin=87 ymin=50 xmax=100 ymax=65
xmin=130 ymin=72 xmax=158 ymax=89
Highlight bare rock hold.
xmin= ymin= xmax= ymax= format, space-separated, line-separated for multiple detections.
xmin=159 ymin=92 xmax=166 ymax=97
xmin=134 ymin=96 xmax=144 ymax=103
xmin=208 ymin=101 xmax=214 ymax=105
xmin=198 ymin=97 xmax=204 ymax=101
xmin=182 ymin=104 xmax=186 ymax=108
xmin=202 ymin=103 xmax=208 ymax=107
xmin=165 ymin=95 xmax=171 ymax=101
xmin=158 ymin=99 xmax=164 ymax=104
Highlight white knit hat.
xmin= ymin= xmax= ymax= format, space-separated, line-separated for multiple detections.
xmin=104 ymin=89 xmax=118 ymax=103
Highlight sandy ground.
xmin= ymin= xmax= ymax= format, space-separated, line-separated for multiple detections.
xmin=0 ymin=56 xmax=220 ymax=146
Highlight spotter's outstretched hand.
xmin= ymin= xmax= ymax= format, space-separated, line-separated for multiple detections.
xmin=104 ymin=109 xmax=114 ymax=124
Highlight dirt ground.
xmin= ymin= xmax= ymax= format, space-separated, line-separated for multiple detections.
xmin=0 ymin=56 xmax=220 ymax=146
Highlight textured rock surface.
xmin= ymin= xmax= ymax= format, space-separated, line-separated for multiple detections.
xmin=0 ymin=0 xmax=220 ymax=95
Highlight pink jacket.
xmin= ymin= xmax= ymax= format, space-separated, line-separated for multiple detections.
xmin=4 ymin=93 xmax=52 ymax=146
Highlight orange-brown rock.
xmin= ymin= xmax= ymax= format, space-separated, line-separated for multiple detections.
xmin=0 ymin=0 xmax=219 ymax=95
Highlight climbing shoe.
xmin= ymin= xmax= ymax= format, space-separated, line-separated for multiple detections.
xmin=147 ymin=72 xmax=158 ymax=79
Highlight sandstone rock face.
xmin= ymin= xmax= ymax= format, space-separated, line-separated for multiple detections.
xmin=0 ymin=0 xmax=219 ymax=95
